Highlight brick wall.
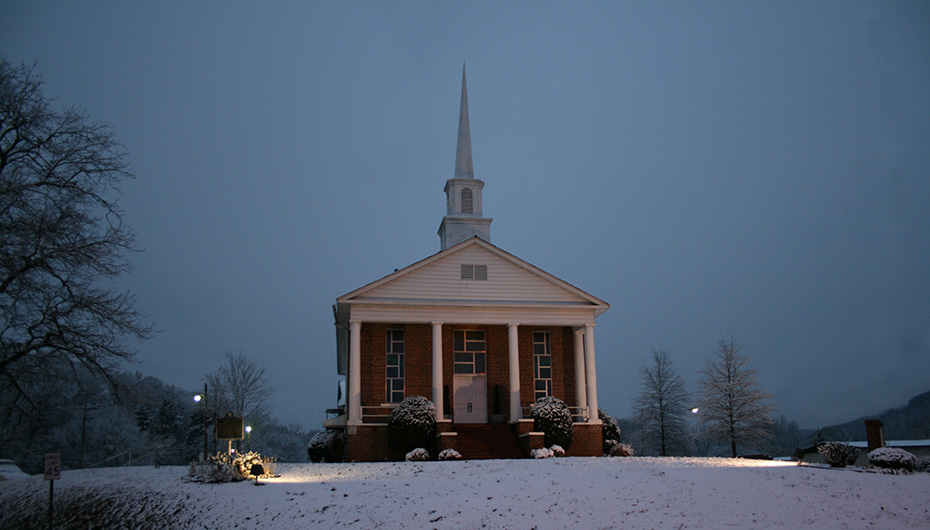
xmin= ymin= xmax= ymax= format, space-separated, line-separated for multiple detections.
xmin=566 ymin=423 xmax=603 ymax=457
xmin=357 ymin=323 xmax=582 ymax=415
xmin=350 ymin=321 xmax=593 ymax=460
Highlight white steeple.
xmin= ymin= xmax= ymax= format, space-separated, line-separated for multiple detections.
xmin=439 ymin=64 xmax=492 ymax=250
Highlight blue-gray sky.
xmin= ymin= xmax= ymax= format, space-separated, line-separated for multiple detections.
xmin=3 ymin=1 xmax=928 ymax=430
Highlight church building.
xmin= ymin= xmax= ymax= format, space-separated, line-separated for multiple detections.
xmin=330 ymin=67 xmax=610 ymax=460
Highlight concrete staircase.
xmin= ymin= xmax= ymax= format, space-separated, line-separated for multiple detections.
xmin=453 ymin=423 xmax=526 ymax=460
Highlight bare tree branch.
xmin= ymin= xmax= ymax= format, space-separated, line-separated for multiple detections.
xmin=0 ymin=59 xmax=152 ymax=421
xmin=696 ymin=336 xmax=773 ymax=457
xmin=634 ymin=349 xmax=692 ymax=456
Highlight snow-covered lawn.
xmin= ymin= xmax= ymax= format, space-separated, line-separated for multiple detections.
xmin=2 ymin=457 xmax=929 ymax=529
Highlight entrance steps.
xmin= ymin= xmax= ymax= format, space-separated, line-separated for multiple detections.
xmin=453 ymin=423 xmax=526 ymax=460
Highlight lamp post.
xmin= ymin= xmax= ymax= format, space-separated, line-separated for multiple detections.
xmin=194 ymin=383 xmax=208 ymax=461
xmin=245 ymin=425 xmax=252 ymax=453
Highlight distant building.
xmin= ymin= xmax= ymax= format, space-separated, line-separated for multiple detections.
xmin=327 ymin=67 xmax=610 ymax=460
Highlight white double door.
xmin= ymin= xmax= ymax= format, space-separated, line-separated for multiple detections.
xmin=453 ymin=374 xmax=487 ymax=423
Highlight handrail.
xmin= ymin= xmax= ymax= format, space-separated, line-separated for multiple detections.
xmin=521 ymin=404 xmax=590 ymax=422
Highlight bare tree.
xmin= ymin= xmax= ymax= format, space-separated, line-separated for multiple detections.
xmin=634 ymin=349 xmax=692 ymax=456
xmin=0 ymin=59 xmax=151 ymax=422
xmin=696 ymin=337 xmax=773 ymax=457
xmin=205 ymin=350 xmax=274 ymax=433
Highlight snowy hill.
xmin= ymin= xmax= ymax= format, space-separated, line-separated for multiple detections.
xmin=1 ymin=458 xmax=929 ymax=529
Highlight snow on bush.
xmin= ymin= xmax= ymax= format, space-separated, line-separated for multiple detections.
xmin=531 ymin=447 xmax=554 ymax=459
xmin=308 ymin=429 xmax=346 ymax=463
xmin=917 ymin=456 xmax=930 ymax=473
xmin=608 ymin=443 xmax=635 ymax=457
xmin=818 ymin=442 xmax=859 ymax=468
xmin=388 ymin=396 xmax=436 ymax=455
xmin=405 ymin=448 xmax=430 ymax=461
xmin=869 ymin=447 xmax=917 ymax=472
xmin=438 ymin=448 xmax=462 ymax=460
xmin=188 ymin=452 xmax=276 ymax=483
xmin=530 ymin=396 xmax=574 ymax=449
xmin=550 ymin=445 xmax=565 ymax=457
xmin=599 ymin=408 xmax=622 ymax=454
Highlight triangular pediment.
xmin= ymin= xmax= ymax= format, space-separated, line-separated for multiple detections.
xmin=338 ymin=237 xmax=608 ymax=313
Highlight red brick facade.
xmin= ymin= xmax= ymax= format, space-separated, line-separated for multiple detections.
xmin=345 ymin=322 xmax=601 ymax=460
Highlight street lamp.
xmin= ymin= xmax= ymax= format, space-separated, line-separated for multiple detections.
xmin=245 ymin=425 xmax=252 ymax=452
xmin=194 ymin=383 xmax=208 ymax=461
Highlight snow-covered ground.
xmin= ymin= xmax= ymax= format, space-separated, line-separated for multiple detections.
xmin=2 ymin=457 xmax=929 ymax=529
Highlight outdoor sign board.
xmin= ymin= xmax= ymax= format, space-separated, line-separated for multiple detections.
xmin=44 ymin=453 xmax=61 ymax=481
xmin=215 ymin=412 xmax=244 ymax=440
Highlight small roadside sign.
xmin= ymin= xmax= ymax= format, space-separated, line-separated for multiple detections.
xmin=44 ymin=453 xmax=61 ymax=481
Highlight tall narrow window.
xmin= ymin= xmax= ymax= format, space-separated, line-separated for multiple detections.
xmin=453 ymin=330 xmax=486 ymax=374
xmin=461 ymin=188 xmax=473 ymax=214
xmin=386 ymin=329 xmax=405 ymax=403
xmin=533 ymin=332 xmax=552 ymax=401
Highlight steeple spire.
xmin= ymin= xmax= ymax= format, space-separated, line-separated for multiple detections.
xmin=454 ymin=63 xmax=474 ymax=180
xmin=439 ymin=64 xmax=492 ymax=250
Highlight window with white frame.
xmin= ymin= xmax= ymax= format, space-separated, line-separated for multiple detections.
xmin=386 ymin=329 xmax=405 ymax=403
xmin=453 ymin=330 xmax=486 ymax=374
xmin=533 ymin=332 xmax=552 ymax=400
xmin=461 ymin=264 xmax=488 ymax=280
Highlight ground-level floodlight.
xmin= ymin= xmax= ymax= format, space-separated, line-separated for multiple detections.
xmin=250 ymin=463 xmax=264 ymax=486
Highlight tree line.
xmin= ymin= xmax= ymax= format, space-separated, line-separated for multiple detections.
xmin=626 ymin=336 xmax=789 ymax=458
xmin=0 ymin=61 xmax=315 ymax=472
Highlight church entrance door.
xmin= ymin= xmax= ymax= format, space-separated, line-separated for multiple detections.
xmin=453 ymin=374 xmax=487 ymax=423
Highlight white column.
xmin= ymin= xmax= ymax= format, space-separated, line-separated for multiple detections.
xmin=348 ymin=320 xmax=362 ymax=425
xmin=584 ymin=323 xmax=601 ymax=424
xmin=508 ymin=323 xmax=521 ymax=421
xmin=432 ymin=321 xmax=444 ymax=421
xmin=573 ymin=327 xmax=587 ymax=417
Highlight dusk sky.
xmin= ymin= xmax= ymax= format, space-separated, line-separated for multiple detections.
xmin=2 ymin=1 xmax=928 ymax=431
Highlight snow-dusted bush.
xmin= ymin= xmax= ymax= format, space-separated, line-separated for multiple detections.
xmin=188 ymin=451 xmax=275 ymax=482
xmin=388 ymin=396 xmax=436 ymax=455
xmin=308 ymin=429 xmax=346 ymax=463
xmin=405 ymin=448 xmax=431 ymax=461
xmin=818 ymin=442 xmax=859 ymax=468
xmin=869 ymin=447 xmax=917 ymax=472
xmin=233 ymin=451 xmax=276 ymax=478
xmin=438 ymin=448 xmax=462 ymax=461
xmin=599 ymin=408 xmax=622 ymax=454
xmin=531 ymin=447 xmax=554 ymax=459
xmin=608 ymin=443 xmax=635 ymax=457
xmin=550 ymin=445 xmax=565 ymax=457
xmin=530 ymin=396 xmax=573 ymax=449
xmin=916 ymin=456 xmax=930 ymax=473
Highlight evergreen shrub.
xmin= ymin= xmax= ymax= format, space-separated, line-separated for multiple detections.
xmin=387 ymin=396 xmax=436 ymax=455
xmin=598 ymin=408 xmax=622 ymax=454
xmin=869 ymin=447 xmax=917 ymax=472
xmin=818 ymin=442 xmax=859 ymax=468
xmin=307 ymin=429 xmax=346 ymax=463
xmin=530 ymin=396 xmax=573 ymax=449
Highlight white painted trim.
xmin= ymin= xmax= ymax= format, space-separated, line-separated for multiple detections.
xmin=508 ymin=323 xmax=521 ymax=421
xmin=432 ymin=322 xmax=444 ymax=421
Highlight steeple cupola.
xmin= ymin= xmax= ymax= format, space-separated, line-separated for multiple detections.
xmin=439 ymin=65 xmax=492 ymax=250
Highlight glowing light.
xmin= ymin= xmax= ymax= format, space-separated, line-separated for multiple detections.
xmin=193 ymin=394 xmax=202 ymax=403
xmin=691 ymin=407 xmax=699 ymax=414
xmin=245 ymin=425 xmax=252 ymax=433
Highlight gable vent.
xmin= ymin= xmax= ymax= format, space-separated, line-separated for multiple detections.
xmin=461 ymin=264 xmax=487 ymax=281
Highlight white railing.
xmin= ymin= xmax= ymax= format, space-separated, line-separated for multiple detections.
xmin=521 ymin=405 xmax=590 ymax=423
xmin=361 ymin=405 xmax=398 ymax=423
